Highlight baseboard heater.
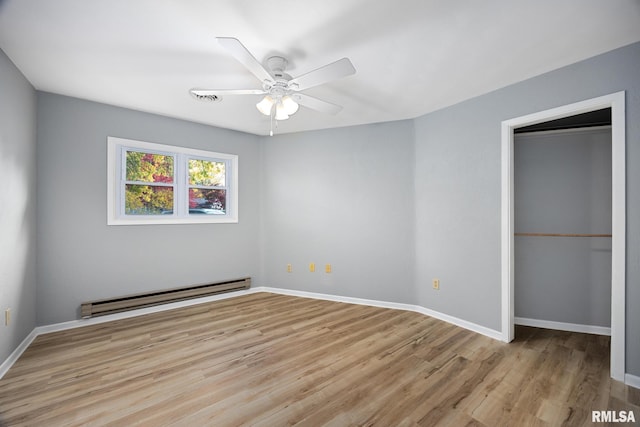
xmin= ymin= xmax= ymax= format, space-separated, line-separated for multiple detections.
xmin=80 ymin=277 xmax=251 ymax=318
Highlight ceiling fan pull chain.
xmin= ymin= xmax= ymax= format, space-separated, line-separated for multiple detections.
xmin=270 ymin=108 xmax=274 ymax=137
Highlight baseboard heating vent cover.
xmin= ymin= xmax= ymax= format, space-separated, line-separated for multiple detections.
xmin=80 ymin=277 xmax=251 ymax=318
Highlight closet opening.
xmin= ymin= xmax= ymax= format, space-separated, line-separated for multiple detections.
xmin=501 ymin=92 xmax=626 ymax=382
xmin=513 ymin=108 xmax=612 ymax=337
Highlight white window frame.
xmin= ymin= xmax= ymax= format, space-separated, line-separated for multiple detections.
xmin=107 ymin=136 xmax=238 ymax=225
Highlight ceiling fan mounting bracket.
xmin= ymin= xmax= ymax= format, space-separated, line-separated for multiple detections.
xmin=266 ymin=56 xmax=288 ymax=75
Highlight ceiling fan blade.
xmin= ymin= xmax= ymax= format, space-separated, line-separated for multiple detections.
xmin=190 ymin=88 xmax=266 ymax=96
xmin=292 ymin=93 xmax=343 ymax=115
xmin=289 ymin=58 xmax=356 ymax=91
xmin=216 ymin=37 xmax=273 ymax=84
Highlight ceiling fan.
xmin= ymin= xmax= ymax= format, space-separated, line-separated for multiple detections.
xmin=190 ymin=37 xmax=356 ymax=127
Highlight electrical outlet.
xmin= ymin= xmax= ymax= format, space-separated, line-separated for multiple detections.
xmin=309 ymin=263 xmax=315 ymax=273
xmin=5 ymin=308 xmax=10 ymax=326
xmin=432 ymin=279 xmax=440 ymax=290
xmin=287 ymin=264 xmax=292 ymax=273
xmin=325 ymin=264 xmax=332 ymax=273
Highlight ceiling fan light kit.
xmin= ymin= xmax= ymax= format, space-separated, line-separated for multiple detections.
xmin=190 ymin=37 xmax=356 ymax=134
xmin=255 ymin=94 xmax=299 ymax=119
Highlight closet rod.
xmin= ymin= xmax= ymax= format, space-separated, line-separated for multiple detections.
xmin=515 ymin=232 xmax=612 ymax=238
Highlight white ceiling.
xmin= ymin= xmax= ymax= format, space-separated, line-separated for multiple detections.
xmin=1 ymin=1 xmax=639 ymax=136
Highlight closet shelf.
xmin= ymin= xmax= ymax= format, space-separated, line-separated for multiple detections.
xmin=514 ymin=232 xmax=612 ymax=238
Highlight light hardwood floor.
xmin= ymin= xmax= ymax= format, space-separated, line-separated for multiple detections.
xmin=0 ymin=292 xmax=638 ymax=426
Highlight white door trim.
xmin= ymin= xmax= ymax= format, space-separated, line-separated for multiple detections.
xmin=500 ymin=91 xmax=626 ymax=381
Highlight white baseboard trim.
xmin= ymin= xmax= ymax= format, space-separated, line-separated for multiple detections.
xmin=515 ymin=317 xmax=611 ymax=336
xmin=413 ymin=305 xmax=504 ymax=342
xmin=257 ymin=287 xmax=415 ymax=311
xmin=35 ymin=288 xmax=263 ymax=336
xmin=0 ymin=329 xmax=39 ymax=380
xmin=260 ymin=286 xmax=505 ymax=342
xmin=625 ymin=373 xmax=640 ymax=389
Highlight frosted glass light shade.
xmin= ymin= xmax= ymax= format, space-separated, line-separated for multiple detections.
xmin=256 ymin=95 xmax=275 ymax=115
xmin=274 ymin=101 xmax=290 ymax=120
xmin=281 ymin=95 xmax=299 ymax=115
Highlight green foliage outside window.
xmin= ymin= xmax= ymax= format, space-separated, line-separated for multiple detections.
xmin=189 ymin=159 xmax=225 ymax=186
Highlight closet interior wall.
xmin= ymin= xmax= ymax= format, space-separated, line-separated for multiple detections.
xmin=514 ymin=125 xmax=612 ymax=329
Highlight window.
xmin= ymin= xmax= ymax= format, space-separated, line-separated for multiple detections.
xmin=108 ymin=137 xmax=238 ymax=225
xmin=124 ymin=150 xmax=175 ymax=215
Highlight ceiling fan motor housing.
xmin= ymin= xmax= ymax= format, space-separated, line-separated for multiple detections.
xmin=263 ymin=56 xmax=296 ymax=97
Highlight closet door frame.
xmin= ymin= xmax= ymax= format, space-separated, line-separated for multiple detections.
xmin=500 ymin=91 xmax=626 ymax=382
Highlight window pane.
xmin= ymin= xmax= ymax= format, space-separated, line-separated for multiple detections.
xmin=189 ymin=159 xmax=225 ymax=187
xmin=126 ymin=151 xmax=174 ymax=183
xmin=125 ymin=184 xmax=174 ymax=215
xmin=189 ymin=188 xmax=226 ymax=215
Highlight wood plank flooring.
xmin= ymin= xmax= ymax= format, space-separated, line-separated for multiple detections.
xmin=0 ymin=292 xmax=638 ymax=426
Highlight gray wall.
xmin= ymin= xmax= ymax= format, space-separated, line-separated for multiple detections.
xmin=260 ymin=121 xmax=416 ymax=304
xmin=413 ymin=41 xmax=640 ymax=375
xmin=414 ymin=101 xmax=503 ymax=329
xmin=36 ymin=93 xmax=262 ymax=325
xmin=514 ymin=129 xmax=612 ymax=326
xmin=0 ymin=49 xmax=37 ymax=363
